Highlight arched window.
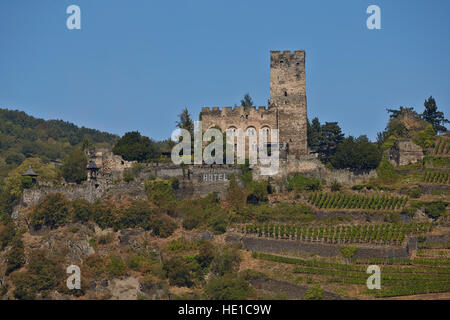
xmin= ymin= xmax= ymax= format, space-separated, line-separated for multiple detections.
xmin=226 ymin=127 xmax=237 ymax=136
xmin=246 ymin=127 xmax=256 ymax=136
xmin=261 ymin=127 xmax=270 ymax=136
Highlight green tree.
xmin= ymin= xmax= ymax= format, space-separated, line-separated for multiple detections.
xmin=112 ymin=131 xmax=159 ymax=162
xmin=307 ymin=117 xmax=321 ymax=150
xmin=240 ymin=93 xmax=254 ymax=107
xmin=61 ymin=148 xmax=87 ymax=184
xmin=176 ymin=108 xmax=194 ymax=136
xmin=71 ymin=199 xmax=92 ymax=223
xmin=317 ymin=122 xmax=344 ymax=161
xmin=6 ymin=236 xmax=25 ymax=275
xmin=12 ymin=249 xmax=65 ymax=299
xmin=330 ymin=136 xmax=382 ymax=171
xmin=422 ymin=96 xmax=448 ymax=133
xmin=30 ymin=193 xmax=70 ymax=230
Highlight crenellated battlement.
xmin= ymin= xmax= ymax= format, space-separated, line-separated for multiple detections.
xmin=201 ymin=105 xmax=274 ymax=115
xmin=199 ymin=49 xmax=308 ymax=158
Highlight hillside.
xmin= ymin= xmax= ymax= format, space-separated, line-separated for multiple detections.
xmin=0 ymin=108 xmax=119 ymax=180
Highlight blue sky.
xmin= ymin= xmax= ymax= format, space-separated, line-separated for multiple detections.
xmin=1 ymin=0 xmax=449 ymax=141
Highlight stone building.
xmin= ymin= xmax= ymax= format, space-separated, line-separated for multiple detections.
xmin=200 ymin=50 xmax=308 ymax=159
xmin=387 ymin=138 xmax=424 ymax=167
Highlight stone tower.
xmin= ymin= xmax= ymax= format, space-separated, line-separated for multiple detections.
xmin=270 ymin=50 xmax=307 ymax=158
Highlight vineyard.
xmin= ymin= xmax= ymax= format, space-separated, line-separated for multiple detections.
xmin=306 ymin=192 xmax=408 ymax=211
xmin=422 ymin=170 xmax=450 ymax=184
xmin=239 ymin=222 xmax=434 ymax=246
xmin=431 ymin=137 xmax=450 ymax=156
xmin=253 ymin=252 xmax=450 ymax=298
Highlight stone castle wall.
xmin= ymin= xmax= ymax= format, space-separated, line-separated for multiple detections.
xmin=198 ymin=50 xmax=308 ymax=159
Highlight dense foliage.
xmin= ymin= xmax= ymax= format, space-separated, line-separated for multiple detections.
xmin=330 ymin=136 xmax=382 ymax=171
xmin=112 ymin=131 xmax=160 ymax=162
xmin=0 ymin=108 xmax=117 ymax=168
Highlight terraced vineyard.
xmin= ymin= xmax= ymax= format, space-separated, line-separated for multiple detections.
xmin=253 ymin=252 xmax=450 ymax=298
xmin=422 ymin=170 xmax=450 ymax=184
xmin=239 ymin=222 xmax=434 ymax=246
xmin=432 ymin=137 xmax=450 ymax=156
xmin=306 ymin=192 xmax=408 ymax=211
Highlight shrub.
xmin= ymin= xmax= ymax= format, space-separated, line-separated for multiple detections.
xmin=226 ymin=176 xmax=246 ymax=210
xmin=210 ymin=246 xmax=240 ymax=276
xmin=106 ymin=255 xmax=126 ymax=277
xmin=205 ymin=275 xmax=252 ymax=300
xmin=150 ymin=215 xmax=177 ymax=238
xmin=163 ymin=256 xmax=199 ymax=287
xmin=123 ymin=169 xmax=135 ymax=183
xmin=12 ymin=250 xmax=65 ymax=299
xmin=376 ymin=159 xmax=399 ymax=183
xmin=246 ymin=181 xmax=271 ymax=204
xmin=6 ymin=236 xmax=25 ymax=275
xmin=330 ymin=180 xmax=342 ymax=192
xmin=407 ymin=188 xmax=421 ymax=199
xmin=91 ymin=201 xmax=116 ymax=229
xmin=304 ymin=285 xmax=323 ymax=300
xmin=145 ymin=180 xmax=175 ymax=209
xmin=287 ymin=174 xmax=321 ymax=192
xmin=340 ymin=245 xmax=358 ymax=259
xmin=30 ymin=193 xmax=70 ymax=230
xmin=424 ymin=201 xmax=446 ymax=219
xmin=71 ymin=199 xmax=92 ymax=223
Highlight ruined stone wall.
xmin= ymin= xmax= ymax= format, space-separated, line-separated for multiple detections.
xmin=388 ymin=139 xmax=424 ymax=167
xmin=270 ymin=50 xmax=307 ymax=158
xmin=253 ymin=157 xmax=377 ymax=186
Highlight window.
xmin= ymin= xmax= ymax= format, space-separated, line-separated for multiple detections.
xmin=246 ymin=127 xmax=256 ymax=136
xmin=226 ymin=127 xmax=237 ymax=136
xmin=261 ymin=127 xmax=270 ymax=136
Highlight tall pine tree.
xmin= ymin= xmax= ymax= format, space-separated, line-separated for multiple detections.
xmin=422 ymin=96 xmax=448 ymax=133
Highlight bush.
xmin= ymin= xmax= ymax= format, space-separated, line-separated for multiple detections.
xmin=376 ymin=159 xmax=399 ymax=183
xmin=226 ymin=176 xmax=246 ymax=210
xmin=12 ymin=250 xmax=65 ymax=299
xmin=246 ymin=181 xmax=271 ymax=205
xmin=304 ymin=285 xmax=323 ymax=300
xmin=163 ymin=256 xmax=199 ymax=287
xmin=106 ymin=255 xmax=126 ymax=277
xmin=6 ymin=236 xmax=25 ymax=275
xmin=287 ymin=174 xmax=321 ymax=192
xmin=145 ymin=180 xmax=175 ymax=209
xmin=340 ymin=245 xmax=358 ymax=259
xmin=205 ymin=275 xmax=252 ymax=300
xmin=71 ymin=199 xmax=92 ymax=223
xmin=30 ymin=193 xmax=70 ymax=230
xmin=330 ymin=180 xmax=342 ymax=192
xmin=210 ymin=246 xmax=240 ymax=276
xmin=150 ymin=215 xmax=178 ymax=238
xmin=407 ymin=188 xmax=421 ymax=199
xmin=91 ymin=202 xmax=116 ymax=229
xmin=424 ymin=201 xmax=446 ymax=219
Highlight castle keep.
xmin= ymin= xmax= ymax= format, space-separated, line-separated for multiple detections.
xmin=200 ymin=50 xmax=308 ymax=158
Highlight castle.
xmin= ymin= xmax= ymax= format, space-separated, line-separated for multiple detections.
xmin=200 ymin=50 xmax=308 ymax=159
